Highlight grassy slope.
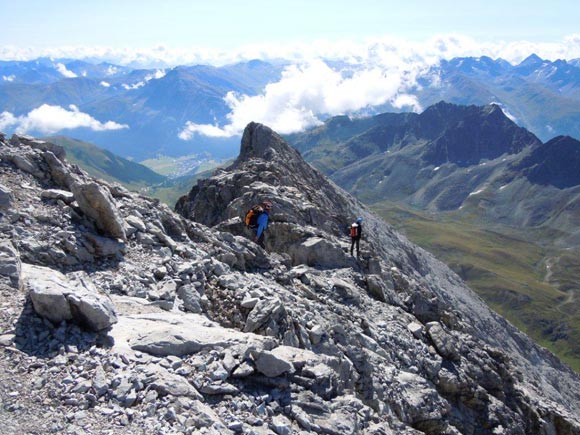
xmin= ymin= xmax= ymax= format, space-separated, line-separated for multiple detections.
xmin=46 ymin=135 xmax=165 ymax=191
xmin=371 ymin=200 xmax=580 ymax=372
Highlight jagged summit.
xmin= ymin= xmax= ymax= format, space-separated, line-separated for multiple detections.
xmin=237 ymin=122 xmax=302 ymax=164
xmin=420 ymin=102 xmax=540 ymax=166
xmin=177 ymin=122 xmax=361 ymax=240
xmin=2 ymin=131 xmax=580 ymax=434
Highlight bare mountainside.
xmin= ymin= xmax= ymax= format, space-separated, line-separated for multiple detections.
xmin=0 ymin=128 xmax=579 ymax=434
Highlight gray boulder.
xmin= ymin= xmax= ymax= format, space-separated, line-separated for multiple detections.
xmin=40 ymin=189 xmax=74 ymax=204
xmin=23 ymin=263 xmax=117 ymax=331
xmin=10 ymin=134 xmax=66 ymax=160
xmin=254 ymin=348 xmax=296 ymax=377
xmin=11 ymin=154 xmax=44 ymax=178
xmin=145 ymin=365 xmax=203 ymax=399
xmin=71 ymin=182 xmax=126 ymax=240
xmin=243 ymin=297 xmax=287 ymax=334
xmin=176 ymin=284 xmax=203 ymax=313
xmin=123 ymin=312 xmax=275 ymax=357
xmin=43 ymin=151 xmax=72 ymax=188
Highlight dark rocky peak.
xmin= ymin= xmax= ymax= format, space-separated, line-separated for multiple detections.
xmin=514 ymin=135 xmax=580 ymax=188
xmin=419 ymin=102 xmax=541 ymax=166
xmin=236 ymin=121 xmax=304 ymax=166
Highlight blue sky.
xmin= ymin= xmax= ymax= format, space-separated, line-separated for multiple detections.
xmin=1 ymin=0 xmax=579 ymax=137
xmin=1 ymin=0 xmax=578 ymax=50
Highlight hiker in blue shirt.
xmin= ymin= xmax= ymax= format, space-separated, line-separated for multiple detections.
xmin=254 ymin=200 xmax=272 ymax=248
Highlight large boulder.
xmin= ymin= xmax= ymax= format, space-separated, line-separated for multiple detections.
xmin=123 ymin=312 xmax=275 ymax=357
xmin=10 ymin=134 xmax=66 ymax=160
xmin=23 ymin=263 xmax=117 ymax=331
xmin=71 ymin=181 xmax=126 ymax=240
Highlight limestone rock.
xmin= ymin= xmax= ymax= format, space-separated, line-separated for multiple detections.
xmin=254 ymin=348 xmax=296 ymax=377
xmin=41 ymin=189 xmax=74 ymax=204
xmin=71 ymin=181 xmax=126 ymax=240
xmin=23 ymin=263 xmax=117 ymax=331
xmin=123 ymin=312 xmax=275 ymax=357
xmin=146 ymin=366 xmax=203 ymax=399
xmin=243 ymin=297 xmax=286 ymax=333
xmin=10 ymin=134 xmax=66 ymax=160
xmin=1 ymin=127 xmax=579 ymax=434
xmin=176 ymin=284 xmax=203 ymax=313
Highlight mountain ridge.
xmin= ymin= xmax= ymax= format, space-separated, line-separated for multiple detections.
xmin=287 ymin=102 xmax=578 ymax=241
xmin=1 ymin=127 xmax=579 ymax=433
xmin=2 ymin=54 xmax=580 ymax=161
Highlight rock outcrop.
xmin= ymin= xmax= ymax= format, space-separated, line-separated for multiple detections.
xmin=0 ymin=129 xmax=579 ymax=434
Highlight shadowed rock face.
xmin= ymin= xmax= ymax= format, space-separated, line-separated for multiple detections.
xmin=513 ymin=135 xmax=580 ymax=188
xmin=1 ymin=129 xmax=579 ymax=434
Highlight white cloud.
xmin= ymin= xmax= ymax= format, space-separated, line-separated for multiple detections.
xmin=106 ymin=65 xmax=119 ymax=76
xmin=0 ymin=104 xmax=128 ymax=134
xmin=2 ymin=75 xmax=15 ymax=82
xmin=100 ymin=81 xmax=111 ymax=87
xmin=179 ymin=56 xmax=430 ymax=138
xmin=491 ymin=101 xmax=518 ymax=123
xmin=0 ymin=111 xmax=18 ymax=130
xmin=122 ymin=69 xmax=166 ymax=90
xmin=55 ymin=62 xmax=77 ymax=78
xmin=392 ymin=94 xmax=422 ymax=111
xmin=0 ymin=34 xmax=579 ymax=68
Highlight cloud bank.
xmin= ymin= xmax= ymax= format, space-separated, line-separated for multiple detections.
xmin=172 ymin=34 xmax=580 ymax=139
xmin=0 ymin=105 xmax=129 ymax=135
xmin=179 ymin=59 xmax=424 ymax=138
xmin=122 ymin=69 xmax=166 ymax=90
xmin=1 ymin=34 xmax=579 ymax=139
xmin=1 ymin=34 xmax=579 ymax=67
xmin=55 ymin=63 xmax=77 ymax=78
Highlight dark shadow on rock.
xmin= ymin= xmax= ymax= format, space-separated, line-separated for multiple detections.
xmin=12 ymin=295 xmax=113 ymax=359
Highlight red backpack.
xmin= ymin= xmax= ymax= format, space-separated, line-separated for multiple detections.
xmin=350 ymin=223 xmax=358 ymax=237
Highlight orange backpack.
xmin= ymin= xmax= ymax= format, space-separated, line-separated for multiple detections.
xmin=245 ymin=205 xmax=264 ymax=228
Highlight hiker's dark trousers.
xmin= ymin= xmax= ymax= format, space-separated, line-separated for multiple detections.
xmin=350 ymin=237 xmax=360 ymax=256
xmin=256 ymin=232 xmax=265 ymax=248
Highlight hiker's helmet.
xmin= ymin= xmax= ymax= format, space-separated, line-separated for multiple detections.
xmin=263 ymin=200 xmax=273 ymax=210
xmin=357 ymin=217 xmax=363 ymax=223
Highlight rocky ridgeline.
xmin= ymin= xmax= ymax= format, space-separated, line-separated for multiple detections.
xmin=0 ymin=127 xmax=578 ymax=435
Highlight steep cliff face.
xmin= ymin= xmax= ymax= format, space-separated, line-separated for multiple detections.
xmin=1 ymin=128 xmax=579 ymax=434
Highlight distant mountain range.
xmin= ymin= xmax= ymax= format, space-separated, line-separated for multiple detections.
xmin=1 ymin=55 xmax=580 ymax=164
xmin=1 ymin=58 xmax=286 ymax=160
xmin=287 ymin=101 xmax=580 ymax=247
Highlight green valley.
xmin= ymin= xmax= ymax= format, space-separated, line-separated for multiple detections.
xmin=372 ymin=200 xmax=580 ymax=371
